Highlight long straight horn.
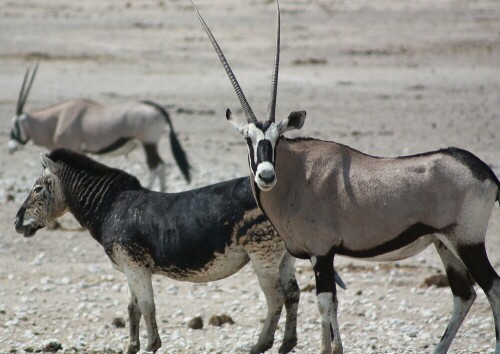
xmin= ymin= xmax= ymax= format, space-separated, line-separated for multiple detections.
xmin=266 ymin=0 xmax=280 ymax=123
xmin=16 ymin=68 xmax=30 ymax=115
xmin=190 ymin=1 xmax=258 ymax=124
xmin=20 ymin=61 xmax=39 ymax=112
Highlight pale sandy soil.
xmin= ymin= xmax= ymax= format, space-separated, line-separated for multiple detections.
xmin=0 ymin=0 xmax=499 ymax=353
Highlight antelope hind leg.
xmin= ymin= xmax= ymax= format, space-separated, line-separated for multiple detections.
xmin=433 ymin=240 xmax=476 ymax=353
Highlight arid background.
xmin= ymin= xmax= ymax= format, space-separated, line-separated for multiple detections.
xmin=0 ymin=0 xmax=499 ymax=353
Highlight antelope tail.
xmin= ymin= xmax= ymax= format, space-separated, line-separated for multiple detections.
xmin=141 ymin=100 xmax=191 ymax=183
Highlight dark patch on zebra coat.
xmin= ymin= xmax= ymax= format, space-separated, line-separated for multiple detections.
xmin=47 ymin=149 xmax=260 ymax=275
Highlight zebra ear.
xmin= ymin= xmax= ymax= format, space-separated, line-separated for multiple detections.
xmin=40 ymin=154 xmax=59 ymax=174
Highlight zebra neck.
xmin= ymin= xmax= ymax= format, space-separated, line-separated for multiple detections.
xmin=59 ymin=166 xmax=125 ymax=240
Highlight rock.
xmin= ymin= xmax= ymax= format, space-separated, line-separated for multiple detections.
xmin=112 ymin=317 xmax=126 ymax=328
xmin=420 ymin=274 xmax=449 ymax=288
xmin=42 ymin=339 xmax=62 ymax=352
xmin=209 ymin=314 xmax=234 ymax=327
xmin=187 ymin=316 xmax=203 ymax=329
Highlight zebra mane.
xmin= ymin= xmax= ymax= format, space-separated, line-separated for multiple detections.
xmin=47 ymin=148 xmax=142 ymax=190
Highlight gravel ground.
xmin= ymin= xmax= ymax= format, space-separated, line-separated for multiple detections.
xmin=0 ymin=0 xmax=499 ymax=353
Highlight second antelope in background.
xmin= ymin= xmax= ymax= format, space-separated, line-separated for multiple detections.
xmin=8 ymin=63 xmax=191 ymax=191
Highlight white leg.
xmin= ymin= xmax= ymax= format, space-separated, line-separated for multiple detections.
xmin=279 ymin=252 xmax=300 ymax=353
xmin=127 ymin=287 xmax=142 ymax=354
xmin=249 ymin=255 xmax=285 ymax=354
xmin=124 ymin=266 xmax=161 ymax=352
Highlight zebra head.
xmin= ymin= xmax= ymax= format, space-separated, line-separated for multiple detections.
xmin=15 ymin=154 xmax=66 ymax=237
xmin=191 ymin=0 xmax=306 ymax=191
xmin=8 ymin=63 xmax=38 ymax=153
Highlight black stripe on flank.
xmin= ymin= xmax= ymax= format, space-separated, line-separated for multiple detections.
xmin=336 ymin=223 xmax=456 ymax=258
xmin=88 ymin=137 xmax=132 ymax=155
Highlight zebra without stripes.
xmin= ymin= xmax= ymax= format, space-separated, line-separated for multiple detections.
xmin=14 ymin=148 xmax=345 ymax=354
xmin=8 ymin=63 xmax=190 ymax=191
xmin=191 ymin=0 xmax=500 ymax=353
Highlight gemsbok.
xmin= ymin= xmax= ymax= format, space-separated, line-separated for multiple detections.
xmin=14 ymin=148 xmax=345 ymax=354
xmin=8 ymin=63 xmax=190 ymax=191
xmin=191 ymin=1 xmax=500 ymax=353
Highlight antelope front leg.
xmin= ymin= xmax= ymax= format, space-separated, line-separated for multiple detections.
xmin=125 ymin=266 xmax=161 ymax=352
xmin=312 ymin=254 xmax=343 ymax=354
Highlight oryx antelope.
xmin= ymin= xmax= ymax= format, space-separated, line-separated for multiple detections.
xmin=191 ymin=1 xmax=500 ymax=353
xmin=8 ymin=64 xmax=190 ymax=191
xmin=14 ymin=148 xmax=345 ymax=354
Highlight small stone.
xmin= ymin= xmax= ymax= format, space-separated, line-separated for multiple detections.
xmin=187 ymin=316 xmax=203 ymax=329
xmin=356 ymin=290 xmax=363 ymax=296
xmin=42 ymin=339 xmax=62 ymax=352
xmin=209 ymin=314 xmax=234 ymax=326
xmin=420 ymin=274 xmax=448 ymax=288
xmin=112 ymin=317 xmax=126 ymax=328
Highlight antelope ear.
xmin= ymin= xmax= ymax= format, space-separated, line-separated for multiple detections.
xmin=226 ymin=109 xmax=249 ymax=136
xmin=277 ymin=110 xmax=306 ymax=134
xmin=40 ymin=154 xmax=59 ymax=174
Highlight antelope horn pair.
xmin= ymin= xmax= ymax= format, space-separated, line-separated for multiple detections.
xmin=16 ymin=62 xmax=39 ymax=115
xmin=190 ymin=0 xmax=280 ymax=124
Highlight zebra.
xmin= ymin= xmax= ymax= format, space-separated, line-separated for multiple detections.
xmin=14 ymin=148 xmax=345 ymax=354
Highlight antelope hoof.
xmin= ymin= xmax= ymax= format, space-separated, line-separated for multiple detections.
xmin=278 ymin=337 xmax=297 ymax=353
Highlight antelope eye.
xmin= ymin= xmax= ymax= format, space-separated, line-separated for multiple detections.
xmin=33 ymin=185 xmax=43 ymax=193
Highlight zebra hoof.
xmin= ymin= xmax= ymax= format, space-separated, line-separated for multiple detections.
xmin=278 ymin=337 xmax=297 ymax=353
xmin=250 ymin=341 xmax=273 ymax=354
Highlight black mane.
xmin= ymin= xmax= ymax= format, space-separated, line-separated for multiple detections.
xmin=48 ymin=148 xmax=142 ymax=190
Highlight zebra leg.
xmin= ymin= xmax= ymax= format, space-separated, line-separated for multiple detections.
xmin=249 ymin=254 xmax=286 ymax=354
xmin=278 ymin=252 xmax=300 ymax=353
xmin=142 ymin=143 xmax=165 ymax=191
xmin=127 ymin=287 xmax=142 ymax=354
xmin=433 ymin=241 xmax=476 ymax=353
xmin=312 ymin=254 xmax=343 ymax=354
xmin=455 ymin=242 xmax=500 ymax=354
xmin=124 ymin=266 xmax=161 ymax=353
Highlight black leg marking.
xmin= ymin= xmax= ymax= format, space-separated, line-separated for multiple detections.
xmin=143 ymin=143 xmax=164 ymax=170
xmin=457 ymin=243 xmax=500 ymax=347
xmin=434 ymin=241 xmax=476 ymax=353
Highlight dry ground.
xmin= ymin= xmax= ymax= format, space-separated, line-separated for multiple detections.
xmin=0 ymin=0 xmax=499 ymax=353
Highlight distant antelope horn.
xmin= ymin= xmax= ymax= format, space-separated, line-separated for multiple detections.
xmin=190 ymin=1 xmax=258 ymax=124
xmin=16 ymin=68 xmax=30 ymax=115
xmin=19 ymin=61 xmax=39 ymax=113
xmin=266 ymin=0 xmax=280 ymax=123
